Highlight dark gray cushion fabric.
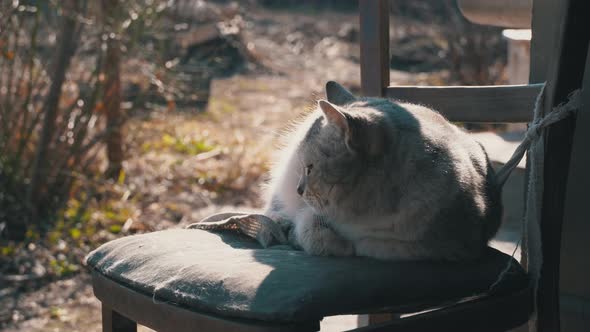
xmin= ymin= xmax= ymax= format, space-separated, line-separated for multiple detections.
xmin=86 ymin=229 xmax=528 ymax=323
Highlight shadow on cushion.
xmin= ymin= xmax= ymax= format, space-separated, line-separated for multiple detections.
xmin=85 ymin=229 xmax=528 ymax=323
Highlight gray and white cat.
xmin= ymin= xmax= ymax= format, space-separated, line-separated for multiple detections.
xmin=200 ymin=81 xmax=502 ymax=261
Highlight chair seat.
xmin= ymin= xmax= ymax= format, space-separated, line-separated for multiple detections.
xmin=85 ymin=229 xmax=528 ymax=323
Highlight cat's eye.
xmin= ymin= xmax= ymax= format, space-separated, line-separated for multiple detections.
xmin=305 ymin=164 xmax=313 ymax=175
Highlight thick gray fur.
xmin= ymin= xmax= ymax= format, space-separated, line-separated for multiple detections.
xmin=261 ymin=81 xmax=502 ymax=261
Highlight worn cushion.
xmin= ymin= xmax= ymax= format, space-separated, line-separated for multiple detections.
xmin=86 ymin=229 xmax=528 ymax=323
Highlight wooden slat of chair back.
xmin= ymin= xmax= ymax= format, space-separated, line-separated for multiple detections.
xmin=359 ymin=0 xmax=389 ymax=97
xmin=386 ymin=84 xmax=543 ymax=123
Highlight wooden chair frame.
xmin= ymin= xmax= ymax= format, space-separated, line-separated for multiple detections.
xmin=359 ymin=0 xmax=590 ymax=330
xmin=93 ymin=0 xmax=590 ymax=331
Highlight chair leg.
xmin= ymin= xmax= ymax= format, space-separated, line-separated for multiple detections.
xmin=102 ymin=304 xmax=137 ymax=332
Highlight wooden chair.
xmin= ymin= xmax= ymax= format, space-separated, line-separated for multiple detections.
xmin=361 ymin=0 xmax=590 ymax=330
xmin=88 ymin=0 xmax=590 ymax=331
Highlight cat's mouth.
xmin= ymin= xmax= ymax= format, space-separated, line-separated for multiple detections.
xmin=302 ymin=193 xmax=329 ymax=212
xmin=301 ymin=195 xmax=315 ymax=208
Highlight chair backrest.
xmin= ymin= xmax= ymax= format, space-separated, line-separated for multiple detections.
xmin=358 ymin=1 xmax=590 ymax=331
xmin=360 ymin=0 xmax=542 ymax=123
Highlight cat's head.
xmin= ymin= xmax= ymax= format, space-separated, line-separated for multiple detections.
xmin=296 ymin=81 xmax=391 ymax=215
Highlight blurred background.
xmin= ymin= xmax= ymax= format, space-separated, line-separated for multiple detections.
xmin=0 ymin=0 xmax=524 ymax=331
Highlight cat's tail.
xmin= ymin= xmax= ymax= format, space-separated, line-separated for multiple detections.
xmin=197 ymin=212 xmax=249 ymax=223
xmin=186 ymin=212 xmax=289 ymax=247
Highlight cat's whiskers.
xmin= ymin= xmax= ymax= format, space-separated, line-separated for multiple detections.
xmin=309 ymin=190 xmax=329 ymax=217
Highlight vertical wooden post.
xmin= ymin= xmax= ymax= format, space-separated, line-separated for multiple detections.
xmin=358 ymin=0 xmax=391 ymax=327
xmin=359 ymin=0 xmax=389 ymax=97
xmin=528 ymin=0 xmax=590 ymax=331
xmin=558 ymin=43 xmax=590 ymax=332
xmin=102 ymin=305 xmax=137 ymax=332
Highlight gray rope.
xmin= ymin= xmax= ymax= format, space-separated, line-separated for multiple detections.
xmin=489 ymin=84 xmax=582 ymax=293
xmin=495 ymin=85 xmax=581 ymax=188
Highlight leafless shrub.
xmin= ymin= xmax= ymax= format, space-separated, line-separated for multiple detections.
xmin=0 ymin=0 xmax=208 ymax=241
xmin=0 ymin=1 xmax=105 ymax=239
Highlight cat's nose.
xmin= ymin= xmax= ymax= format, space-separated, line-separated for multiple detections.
xmin=297 ymin=183 xmax=305 ymax=196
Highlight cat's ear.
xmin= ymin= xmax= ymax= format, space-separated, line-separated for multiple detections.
xmin=318 ymin=100 xmax=349 ymax=133
xmin=319 ymin=100 xmax=357 ymax=153
xmin=321 ymin=100 xmax=387 ymax=157
xmin=326 ymin=81 xmax=356 ymax=106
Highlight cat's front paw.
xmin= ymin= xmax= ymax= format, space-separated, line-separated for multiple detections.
xmin=298 ymin=227 xmax=355 ymax=257
xmin=302 ymin=239 xmax=354 ymax=257
xmin=327 ymin=238 xmax=355 ymax=257
xmin=340 ymin=241 xmax=355 ymax=256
